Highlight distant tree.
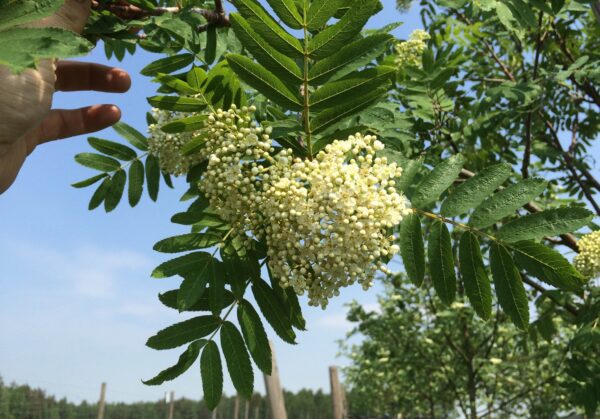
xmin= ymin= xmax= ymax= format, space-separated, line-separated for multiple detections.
xmin=341 ymin=280 xmax=576 ymax=418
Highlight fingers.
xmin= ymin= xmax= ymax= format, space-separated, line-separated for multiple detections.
xmin=55 ymin=61 xmax=131 ymax=93
xmin=35 ymin=105 xmax=122 ymax=145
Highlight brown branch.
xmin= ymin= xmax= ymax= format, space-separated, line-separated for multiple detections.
xmin=91 ymin=1 xmax=230 ymax=27
xmin=521 ymin=274 xmax=579 ymax=316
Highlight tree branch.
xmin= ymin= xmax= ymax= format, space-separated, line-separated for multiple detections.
xmin=522 ymin=12 xmax=547 ymax=179
xmin=453 ymin=10 xmax=600 ymax=216
xmin=91 ymin=1 xmax=230 ymax=28
xmin=521 ymin=274 xmax=579 ymax=316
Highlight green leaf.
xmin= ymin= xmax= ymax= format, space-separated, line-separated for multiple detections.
xmin=104 ymin=169 xmax=126 ymax=212
xmin=143 ymin=340 xmax=204 ymax=385
xmin=179 ymin=136 xmax=209 ymax=160
xmin=226 ymin=54 xmax=303 ymax=111
xmin=88 ymin=177 xmax=111 ymax=210
xmin=0 ymin=0 xmax=63 ymax=31
xmin=441 ymin=163 xmax=512 ymax=217
xmin=497 ymin=207 xmax=593 ymax=242
xmin=308 ymin=0 xmax=383 ymax=59
xmin=395 ymin=157 xmax=423 ymax=193
xmin=200 ymin=341 xmax=223 ymax=410
xmin=238 ymin=300 xmax=272 ymax=374
xmin=153 ymin=73 xmax=199 ymax=95
xmin=113 ymin=122 xmax=148 ymax=151
xmin=0 ymin=27 xmax=91 ymax=73
xmin=411 ymin=155 xmax=465 ymax=208
xmin=152 ymin=252 xmax=214 ymax=278
xmin=88 ymin=137 xmax=137 ymax=161
xmin=205 ymin=25 xmax=217 ymax=65
xmin=269 ymin=271 xmax=306 ymax=331
xmin=399 ymin=213 xmax=425 ymax=286
xmin=161 ymin=115 xmax=208 ymax=134
xmin=72 ymin=173 xmax=108 ymax=189
xmin=230 ymin=13 xmax=303 ymax=85
xmin=308 ymin=34 xmax=393 ymax=85
xmin=265 ymin=0 xmax=303 ymax=29
xmin=209 ymin=260 xmax=226 ymax=316
xmin=231 ymin=0 xmax=303 ymax=57
xmin=171 ymin=208 xmax=226 ymax=228
xmin=187 ymin=67 xmax=208 ymax=91
xmin=159 ymin=289 xmax=235 ymax=312
xmin=220 ymin=321 xmax=254 ymax=399
xmin=490 ymin=242 xmax=529 ymax=330
xmin=147 ymin=96 xmax=208 ymax=112
xmin=511 ymin=241 xmax=585 ymax=292
xmin=310 ymin=66 xmax=394 ymax=111
xmin=252 ymin=280 xmax=297 ymax=344
xmin=145 ymin=154 xmax=160 ymax=201
xmin=469 ymin=178 xmax=547 ymax=228
xmin=177 ymin=255 xmax=218 ymax=311
xmin=310 ymin=87 xmax=387 ymax=134
xmin=153 ymin=231 xmax=223 ymax=253
xmin=459 ymin=232 xmax=492 ymax=320
xmin=75 ymin=153 xmax=121 ymax=172
xmin=141 ymin=53 xmax=195 ymax=76
xmin=427 ymin=220 xmax=456 ymax=306
xmin=146 ymin=316 xmax=220 ymax=350
xmin=128 ymin=160 xmax=144 ymax=207
xmin=306 ymin=0 xmax=346 ymax=31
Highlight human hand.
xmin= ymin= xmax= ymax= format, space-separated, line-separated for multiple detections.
xmin=0 ymin=0 xmax=131 ymax=194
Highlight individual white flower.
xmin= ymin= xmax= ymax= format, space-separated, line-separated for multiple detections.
xmin=395 ymin=29 xmax=431 ymax=68
xmin=574 ymin=230 xmax=600 ymax=278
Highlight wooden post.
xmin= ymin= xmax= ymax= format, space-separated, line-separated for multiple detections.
xmin=329 ymin=366 xmax=346 ymax=419
xmin=244 ymin=400 xmax=250 ymax=419
xmin=234 ymin=395 xmax=240 ymax=419
xmin=97 ymin=382 xmax=106 ymax=419
xmin=263 ymin=341 xmax=287 ymax=419
xmin=167 ymin=391 xmax=175 ymax=419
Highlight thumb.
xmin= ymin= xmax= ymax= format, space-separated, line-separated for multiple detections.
xmin=28 ymin=0 xmax=91 ymax=34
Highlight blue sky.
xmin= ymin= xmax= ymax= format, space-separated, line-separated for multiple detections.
xmin=0 ymin=0 xmax=423 ymax=404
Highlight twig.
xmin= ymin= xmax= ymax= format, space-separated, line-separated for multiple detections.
xmin=522 ymin=12 xmax=547 ymax=179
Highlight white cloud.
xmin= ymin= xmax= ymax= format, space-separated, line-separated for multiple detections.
xmin=315 ymin=312 xmax=352 ymax=330
xmin=4 ymin=240 xmax=153 ymax=299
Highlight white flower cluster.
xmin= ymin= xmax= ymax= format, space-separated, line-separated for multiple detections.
xmin=198 ymin=105 xmax=273 ymax=241
xmin=574 ymin=230 xmax=600 ymax=279
xmin=148 ymin=106 xmax=411 ymax=308
xmin=260 ymin=134 xmax=410 ymax=308
xmin=148 ymin=108 xmax=202 ymax=176
xmin=395 ymin=29 xmax=431 ymax=68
